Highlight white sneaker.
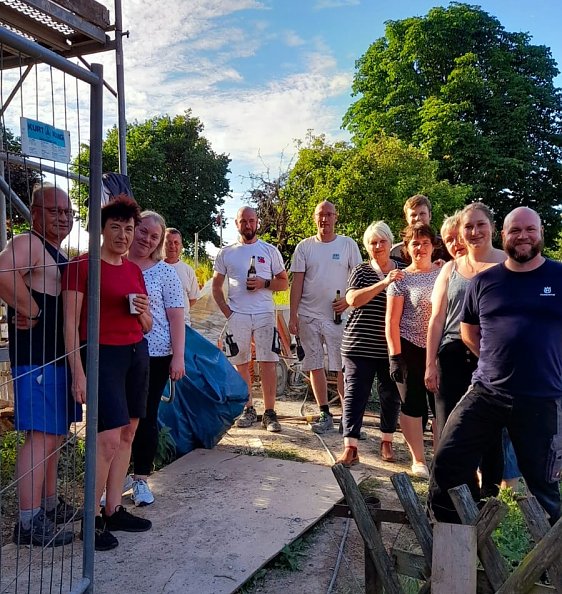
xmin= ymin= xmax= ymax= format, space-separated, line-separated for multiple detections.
xmin=131 ymin=479 xmax=155 ymax=507
xmin=411 ymin=462 xmax=429 ymax=479
xmin=100 ymin=474 xmax=135 ymax=506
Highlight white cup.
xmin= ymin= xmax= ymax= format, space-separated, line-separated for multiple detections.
xmin=128 ymin=293 xmax=140 ymax=314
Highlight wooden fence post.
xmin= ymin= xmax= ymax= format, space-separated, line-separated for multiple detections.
xmin=332 ymin=464 xmax=405 ymax=594
xmin=432 ymin=523 xmax=478 ymax=594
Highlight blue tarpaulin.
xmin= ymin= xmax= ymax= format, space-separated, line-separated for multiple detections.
xmin=158 ymin=325 xmax=248 ymax=456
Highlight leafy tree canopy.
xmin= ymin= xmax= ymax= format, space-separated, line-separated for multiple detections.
xmin=2 ymin=126 xmax=42 ymax=233
xmin=72 ymin=112 xmax=230 ymax=249
xmin=343 ymin=2 xmax=562 ymax=243
xmin=255 ymin=133 xmax=468 ymax=260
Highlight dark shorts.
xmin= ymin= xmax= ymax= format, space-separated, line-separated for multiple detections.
xmin=13 ymin=364 xmax=82 ymax=435
xmin=82 ymin=340 xmax=149 ymax=433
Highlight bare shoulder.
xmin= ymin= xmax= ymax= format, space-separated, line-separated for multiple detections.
xmin=0 ymin=232 xmax=43 ymax=267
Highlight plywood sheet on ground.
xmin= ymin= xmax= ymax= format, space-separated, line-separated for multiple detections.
xmin=1 ymin=449 xmax=359 ymax=594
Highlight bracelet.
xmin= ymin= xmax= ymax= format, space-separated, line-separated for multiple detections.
xmin=29 ymin=309 xmax=42 ymax=321
xmin=265 ymin=279 xmax=271 ymax=289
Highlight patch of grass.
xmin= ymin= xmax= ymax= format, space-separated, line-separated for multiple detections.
xmin=265 ymin=445 xmax=308 ymax=463
xmin=492 ymin=487 xmax=533 ymax=568
xmin=274 ymin=539 xmax=308 ymax=571
xmin=235 ymin=532 xmax=314 ymax=593
xmin=358 ymin=476 xmax=383 ymax=498
xmin=58 ymin=434 xmax=86 ymax=480
xmin=154 ymin=426 xmax=177 ymax=470
xmin=0 ymin=430 xmax=24 ymax=487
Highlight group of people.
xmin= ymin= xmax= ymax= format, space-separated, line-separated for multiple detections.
xmin=216 ymin=194 xmax=561 ymax=526
xmin=1 ymin=183 xmax=560 ymax=557
xmin=0 ymin=186 xmax=200 ymax=551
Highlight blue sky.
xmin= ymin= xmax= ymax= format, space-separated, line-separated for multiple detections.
xmin=7 ymin=1 xmax=560 ymax=250
xmin=110 ymin=0 xmax=556 ymax=249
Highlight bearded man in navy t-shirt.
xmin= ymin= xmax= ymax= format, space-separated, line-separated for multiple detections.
xmin=429 ymin=207 xmax=562 ymax=525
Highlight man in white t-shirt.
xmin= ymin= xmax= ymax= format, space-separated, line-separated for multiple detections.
xmin=164 ymin=228 xmax=200 ymax=326
xmin=212 ymin=207 xmax=289 ymax=432
xmin=289 ymin=201 xmax=362 ymax=433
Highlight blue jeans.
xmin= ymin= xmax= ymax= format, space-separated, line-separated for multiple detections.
xmin=429 ymin=385 xmax=562 ymax=525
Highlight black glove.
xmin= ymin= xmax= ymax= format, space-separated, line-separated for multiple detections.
xmin=389 ymin=354 xmax=404 ymax=383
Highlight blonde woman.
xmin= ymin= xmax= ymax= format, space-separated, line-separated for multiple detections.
xmin=336 ymin=221 xmax=405 ymax=467
xmin=425 ymin=202 xmax=505 ymax=496
xmin=128 ymin=211 xmax=185 ymax=506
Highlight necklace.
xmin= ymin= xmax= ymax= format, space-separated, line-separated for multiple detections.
xmin=465 ymin=256 xmax=489 ymax=274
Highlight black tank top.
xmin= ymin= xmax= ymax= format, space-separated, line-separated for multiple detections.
xmin=7 ymin=232 xmax=68 ymax=367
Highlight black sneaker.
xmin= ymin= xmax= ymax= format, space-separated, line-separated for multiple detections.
xmin=13 ymin=509 xmax=74 ymax=547
xmin=45 ymin=496 xmax=84 ymax=525
xmin=80 ymin=516 xmax=119 ymax=551
xmin=101 ymin=505 xmax=152 ymax=532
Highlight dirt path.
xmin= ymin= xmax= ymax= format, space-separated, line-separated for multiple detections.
xmin=219 ymin=386 xmax=430 ymax=593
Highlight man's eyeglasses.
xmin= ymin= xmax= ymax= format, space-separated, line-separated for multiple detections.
xmin=33 ymin=205 xmax=77 ymax=218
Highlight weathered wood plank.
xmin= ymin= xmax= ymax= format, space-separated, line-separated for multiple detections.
xmin=449 ymin=484 xmax=510 ymax=591
xmin=19 ymin=0 xmax=108 ymax=42
xmin=393 ymin=549 xmax=555 ymax=594
xmin=364 ymin=497 xmax=383 ymax=594
xmin=54 ymin=0 xmax=110 ymax=28
xmin=332 ymin=464 xmax=404 ymax=594
xmin=331 ymin=503 xmax=409 ymax=524
xmin=432 ymin=523 xmax=477 ymax=594
xmin=474 ymin=497 xmax=507 ymax=548
xmin=518 ymin=496 xmax=562 ymax=592
xmin=390 ymin=473 xmax=433 ymax=566
xmin=496 ymin=514 xmax=562 ymax=594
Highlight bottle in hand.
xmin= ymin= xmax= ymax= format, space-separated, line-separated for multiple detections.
xmin=247 ymin=256 xmax=257 ymax=291
xmin=333 ymin=289 xmax=342 ymax=325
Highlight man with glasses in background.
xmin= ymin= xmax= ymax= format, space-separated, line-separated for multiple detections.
xmin=0 ymin=183 xmax=81 ymax=546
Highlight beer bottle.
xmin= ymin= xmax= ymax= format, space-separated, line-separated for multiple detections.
xmin=247 ymin=256 xmax=257 ymax=291
xmin=333 ymin=290 xmax=342 ymax=324
xmin=295 ymin=335 xmax=305 ymax=361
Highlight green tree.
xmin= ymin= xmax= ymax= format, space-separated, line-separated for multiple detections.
xmin=343 ymin=2 xmax=562 ymax=243
xmin=277 ymin=133 xmax=468 ymax=258
xmin=1 ymin=126 xmax=42 ymax=234
xmin=71 ymin=112 xmax=230 ymax=249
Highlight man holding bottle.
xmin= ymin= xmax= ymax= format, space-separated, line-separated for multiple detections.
xmin=289 ymin=201 xmax=362 ymax=433
xmin=212 ymin=207 xmax=288 ymax=432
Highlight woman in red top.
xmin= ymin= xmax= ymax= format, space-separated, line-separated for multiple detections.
xmin=63 ymin=195 xmax=153 ymax=550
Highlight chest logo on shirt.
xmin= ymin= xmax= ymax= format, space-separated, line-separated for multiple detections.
xmin=257 ymin=256 xmax=266 ymax=264
xmin=540 ymin=286 xmax=555 ymax=297
xmin=332 ymin=253 xmax=340 ymax=260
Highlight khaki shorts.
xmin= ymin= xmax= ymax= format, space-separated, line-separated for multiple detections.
xmin=298 ymin=315 xmax=343 ymax=372
xmin=227 ymin=312 xmax=279 ymax=365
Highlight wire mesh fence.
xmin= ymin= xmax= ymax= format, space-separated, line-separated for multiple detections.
xmin=0 ymin=24 xmax=103 ymax=594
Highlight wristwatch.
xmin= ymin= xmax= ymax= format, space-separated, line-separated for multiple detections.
xmin=264 ymin=279 xmax=271 ymax=289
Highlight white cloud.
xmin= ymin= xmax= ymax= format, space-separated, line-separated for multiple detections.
xmin=282 ymin=30 xmax=305 ymax=47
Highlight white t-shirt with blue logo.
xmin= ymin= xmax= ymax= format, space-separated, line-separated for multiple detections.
xmin=290 ymin=235 xmax=362 ymax=321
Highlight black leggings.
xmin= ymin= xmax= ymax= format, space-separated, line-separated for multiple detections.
xmin=132 ymin=355 xmax=172 ymax=476
xmin=396 ymin=338 xmax=435 ymax=418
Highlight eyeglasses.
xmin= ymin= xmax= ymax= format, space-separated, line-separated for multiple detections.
xmin=33 ymin=205 xmax=76 ymax=218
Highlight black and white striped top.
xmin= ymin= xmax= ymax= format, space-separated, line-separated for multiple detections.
xmin=341 ymin=260 xmax=406 ymax=359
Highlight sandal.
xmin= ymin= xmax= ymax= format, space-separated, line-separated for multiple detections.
xmin=380 ymin=441 xmax=395 ymax=462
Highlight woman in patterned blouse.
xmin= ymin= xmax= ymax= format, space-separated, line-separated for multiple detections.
xmin=385 ymin=223 xmax=441 ymax=479
xmin=127 ymin=211 xmax=186 ymax=506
